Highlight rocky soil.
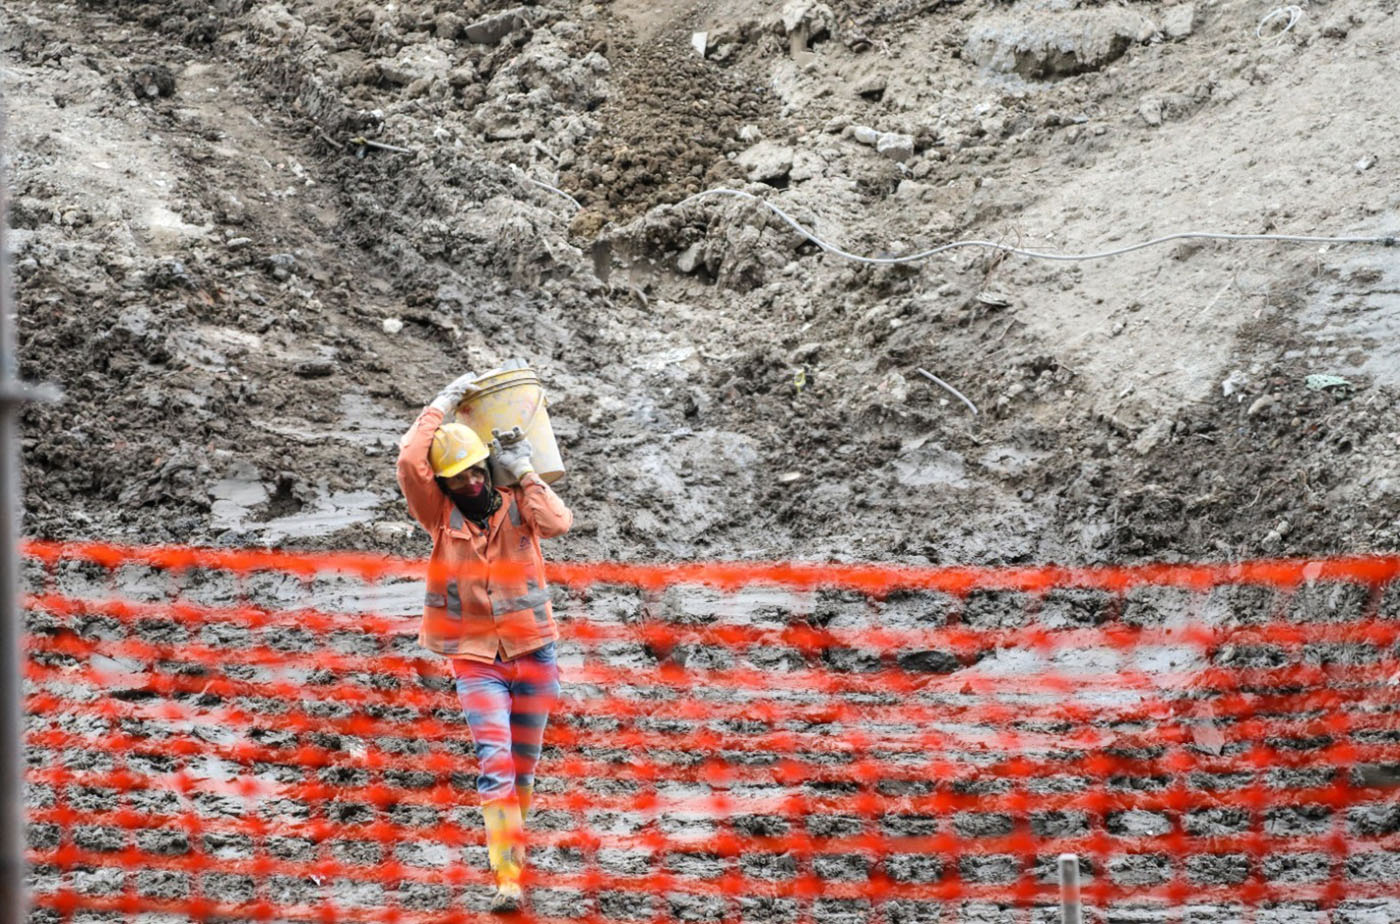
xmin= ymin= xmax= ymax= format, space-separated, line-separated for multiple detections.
xmin=8 ymin=3 xmax=1400 ymax=922
xmin=5 ymin=0 xmax=1399 ymax=567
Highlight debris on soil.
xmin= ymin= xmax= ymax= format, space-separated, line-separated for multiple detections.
xmin=128 ymin=62 xmax=175 ymax=99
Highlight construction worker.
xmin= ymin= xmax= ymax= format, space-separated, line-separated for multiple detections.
xmin=396 ymin=371 xmax=573 ymax=913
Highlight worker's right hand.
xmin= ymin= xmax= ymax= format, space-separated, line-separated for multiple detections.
xmin=491 ymin=428 xmax=536 ymax=479
xmin=429 ymin=372 xmax=480 ymax=414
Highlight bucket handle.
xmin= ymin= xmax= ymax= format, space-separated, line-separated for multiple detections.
xmin=492 ymin=426 xmax=526 ymax=445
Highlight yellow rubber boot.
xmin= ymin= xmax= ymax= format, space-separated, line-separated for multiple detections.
xmin=482 ymin=799 xmax=524 ymax=913
xmin=517 ymin=783 xmax=533 ymax=821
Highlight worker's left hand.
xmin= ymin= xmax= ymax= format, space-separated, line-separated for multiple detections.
xmin=491 ymin=428 xmax=535 ymax=479
xmin=429 ymin=372 xmax=480 ymax=415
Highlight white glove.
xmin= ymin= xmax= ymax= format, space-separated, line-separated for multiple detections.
xmin=429 ymin=372 xmax=479 ymax=415
xmin=490 ymin=427 xmax=535 ymax=479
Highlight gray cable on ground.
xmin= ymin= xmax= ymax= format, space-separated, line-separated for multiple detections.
xmin=509 ymin=165 xmax=582 ymax=211
xmin=916 ymin=368 xmax=979 ymax=416
xmin=674 ymin=187 xmax=1395 ymax=266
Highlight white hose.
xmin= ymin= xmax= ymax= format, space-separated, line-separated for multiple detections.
xmin=674 ymin=187 xmax=1394 ymax=265
xmin=1257 ymin=5 xmax=1304 ymax=40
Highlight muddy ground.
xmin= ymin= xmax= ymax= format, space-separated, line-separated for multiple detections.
xmin=6 ymin=1 xmax=1400 ymax=921
xmin=5 ymin=0 xmax=1400 ymax=565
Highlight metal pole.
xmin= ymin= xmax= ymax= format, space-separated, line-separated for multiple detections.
xmin=1 ymin=90 xmax=42 ymax=924
xmin=1059 ymin=853 xmax=1084 ymax=924
xmin=0 ymin=89 xmax=27 ymax=924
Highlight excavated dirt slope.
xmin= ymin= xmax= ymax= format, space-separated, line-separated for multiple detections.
xmin=6 ymin=0 xmax=1398 ymax=566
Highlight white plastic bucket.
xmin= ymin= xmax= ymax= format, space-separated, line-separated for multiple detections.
xmin=455 ymin=366 xmax=565 ymax=485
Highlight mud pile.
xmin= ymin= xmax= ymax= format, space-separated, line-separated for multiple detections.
xmin=6 ymin=0 xmax=1400 ymax=566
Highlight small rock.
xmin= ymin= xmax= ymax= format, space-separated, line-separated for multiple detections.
xmin=735 ymin=141 xmax=794 ymax=185
xmin=148 ymin=260 xmax=192 ymax=289
xmin=129 ymin=64 xmax=175 ymax=100
xmin=895 ymin=180 xmax=932 ymax=200
xmin=1247 ymin=394 xmax=1277 ymax=417
xmin=875 ymin=132 xmax=915 ymax=162
xmin=965 ymin=9 xmax=1155 ymax=79
xmin=702 ymin=19 xmax=755 ymax=60
xmin=789 ymin=149 xmax=825 ymax=183
xmin=1319 ymin=14 xmax=1350 ymax=38
xmin=852 ymin=73 xmax=887 ymax=100
xmin=225 ymin=237 xmax=252 ymax=250
xmin=1356 ymin=764 xmax=1400 ymax=788
xmin=295 ymin=360 xmax=334 ymax=378
xmin=1191 ymin=722 xmax=1226 ymax=755
xmin=691 ymin=31 xmax=708 ymax=56
xmin=217 ymin=193 xmax=247 ymax=225
xmin=1305 ymin=373 xmax=1352 ymax=391
xmin=781 ymin=0 xmax=835 ymax=54
xmin=464 ymin=7 xmax=528 ymax=44
xmin=848 ymin=124 xmax=880 ymax=145
xmin=1220 ymin=370 xmax=1249 ymax=398
xmin=1355 ymin=155 xmax=1377 ymax=172
xmin=435 ymin=12 xmax=465 ymax=39
xmin=877 ymin=370 xmax=909 ymax=403
xmin=373 ymin=522 xmax=417 ymax=541
xmin=1163 ymin=4 xmax=1196 ymax=40
xmin=777 ymin=471 xmax=803 ymax=484
xmin=382 ymin=318 xmax=404 ymax=334
xmin=1138 ymin=98 xmax=1163 ymax=127
xmin=380 ymin=43 xmax=453 ymax=87
xmin=447 ymin=66 xmax=476 ymax=88
xmin=737 ymin=124 xmax=763 ymax=143
xmin=676 ymin=243 xmax=703 ymax=274
xmin=265 ymin=253 xmax=297 ymax=281
xmin=1132 ymin=419 xmax=1171 ymax=456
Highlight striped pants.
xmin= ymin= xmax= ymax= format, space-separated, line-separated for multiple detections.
xmin=451 ymin=642 xmax=561 ymax=802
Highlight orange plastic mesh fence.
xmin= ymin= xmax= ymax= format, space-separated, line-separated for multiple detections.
xmin=18 ymin=541 xmax=1400 ymax=923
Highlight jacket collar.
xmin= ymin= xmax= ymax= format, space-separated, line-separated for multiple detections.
xmin=447 ymin=487 xmax=510 ymax=534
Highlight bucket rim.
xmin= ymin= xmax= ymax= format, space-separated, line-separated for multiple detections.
xmin=475 ymin=367 xmax=539 ymax=384
xmin=465 ymin=379 xmax=545 ymax=404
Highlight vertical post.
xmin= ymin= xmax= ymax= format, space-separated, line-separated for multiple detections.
xmin=1 ymin=96 xmax=32 ymax=924
xmin=1059 ymin=853 xmax=1083 ymax=924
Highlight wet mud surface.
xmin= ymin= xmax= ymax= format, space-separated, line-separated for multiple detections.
xmin=7 ymin=0 xmax=1400 ymax=920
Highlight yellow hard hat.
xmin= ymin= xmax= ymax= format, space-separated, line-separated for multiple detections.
xmin=430 ymin=423 xmax=489 ymax=478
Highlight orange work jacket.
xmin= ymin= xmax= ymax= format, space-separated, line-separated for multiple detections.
xmin=396 ymin=407 xmax=573 ymax=662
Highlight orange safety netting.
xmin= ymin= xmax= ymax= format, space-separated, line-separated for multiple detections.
xmin=18 ymin=541 xmax=1400 ymax=923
